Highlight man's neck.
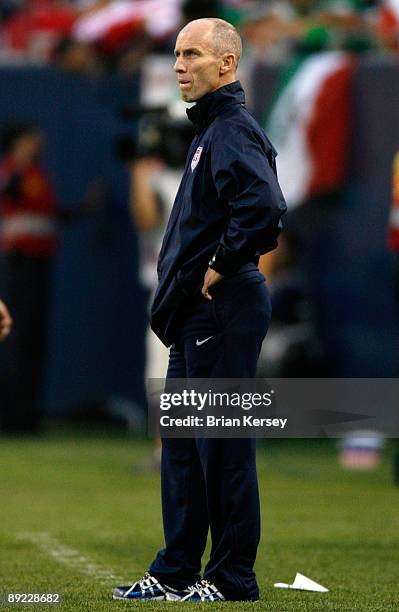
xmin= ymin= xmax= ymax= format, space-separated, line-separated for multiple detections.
xmin=208 ymin=75 xmax=236 ymax=96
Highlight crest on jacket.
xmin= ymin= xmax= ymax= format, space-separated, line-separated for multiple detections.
xmin=191 ymin=147 xmax=203 ymax=172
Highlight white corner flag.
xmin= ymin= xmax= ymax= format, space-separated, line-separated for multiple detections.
xmin=274 ymin=572 xmax=329 ymax=592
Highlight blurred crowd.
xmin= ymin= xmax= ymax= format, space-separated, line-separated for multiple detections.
xmin=0 ymin=0 xmax=397 ymax=76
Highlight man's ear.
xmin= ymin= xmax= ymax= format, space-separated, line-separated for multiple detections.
xmin=220 ymin=53 xmax=235 ymax=75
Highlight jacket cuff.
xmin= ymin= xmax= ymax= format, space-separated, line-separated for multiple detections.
xmin=209 ymin=245 xmax=252 ymax=276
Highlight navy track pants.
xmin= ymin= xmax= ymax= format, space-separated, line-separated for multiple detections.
xmin=149 ymin=267 xmax=271 ymax=600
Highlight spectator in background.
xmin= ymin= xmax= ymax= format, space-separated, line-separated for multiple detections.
xmin=129 ymin=156 xmax=181 ymax=382
xmin=257 ymin=0 xmax=380 ymax=213
xmin=52 ymin=35 xmax=100 ymax=74
xmin=128 ymin=156 xmax=179 ymax=467
xmin=125 ymin=106 xmax=192 ymax=467
xmin=0 ymin=123 xmax=57 ymax=433
xmin=0 ymin=122 xmax=104 ymax=433
xmin=253 ymin=0 xmax=365 ymax=378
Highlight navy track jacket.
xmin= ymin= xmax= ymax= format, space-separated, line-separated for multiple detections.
xmin=151 ymin=81 xmax=287 ymax=347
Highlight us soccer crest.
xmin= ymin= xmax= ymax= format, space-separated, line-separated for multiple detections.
xmin=191 ymin=146 xmax=203 ymax=172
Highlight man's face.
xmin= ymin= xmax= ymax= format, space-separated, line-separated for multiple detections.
xmin=174 ymin=23 xmax=223 ymax=102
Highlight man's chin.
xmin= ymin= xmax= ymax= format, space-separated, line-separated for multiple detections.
xmin=181 ymin=92 xmax=196 ymax=103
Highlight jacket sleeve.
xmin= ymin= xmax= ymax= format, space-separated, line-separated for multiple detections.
xmin=209 ymin=124 xmax=287 ymax=276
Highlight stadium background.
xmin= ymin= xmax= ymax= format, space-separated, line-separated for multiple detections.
xmin=0 ymin=2 xmax=398 ymax=610
xmin=1 ymin=59 xmax=399 ymax=414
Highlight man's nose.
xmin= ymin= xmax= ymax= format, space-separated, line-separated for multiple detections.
xmin=174 ymin=57 xmax=186 ymax=73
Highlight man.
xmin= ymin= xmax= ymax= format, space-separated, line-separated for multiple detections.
xmin=0 ymin=123 xmax=57 ymax=433
xmin=0 ymin=300 xmax=12 ymax=341
xmin=113 ymin=17 xmax=286 ymax=602
xmin=0 ymin=123 xmax=103 ymax=433
xmin=129 ymin=152 xmax=184 ymax=469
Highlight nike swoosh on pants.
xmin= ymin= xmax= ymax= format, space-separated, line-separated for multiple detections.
xmin=196 ymin=336 xmax=213 ymax=346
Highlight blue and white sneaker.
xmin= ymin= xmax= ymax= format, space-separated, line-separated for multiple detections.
xmin=113 ymin=572 xmax=189 ymax=601
xmin=171 ymin=579 xmax=226 ymax=602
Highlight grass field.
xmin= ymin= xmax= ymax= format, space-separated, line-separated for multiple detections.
xmin=0 ymin=425 xmax=398 ymax=611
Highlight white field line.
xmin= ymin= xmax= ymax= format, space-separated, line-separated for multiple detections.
xmin=17 ymin=532 xmax=126 ymax=586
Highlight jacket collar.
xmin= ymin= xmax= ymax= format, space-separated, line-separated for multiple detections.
xmin=186 ymin=81 xmax=245 ymax=134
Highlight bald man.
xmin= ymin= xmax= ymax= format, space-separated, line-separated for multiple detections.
xmin=113 ymin=18 xmax=286 ymax=603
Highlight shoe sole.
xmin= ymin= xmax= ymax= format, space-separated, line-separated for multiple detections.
xmin=112 ymin=594 xmax=166 ymax=601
